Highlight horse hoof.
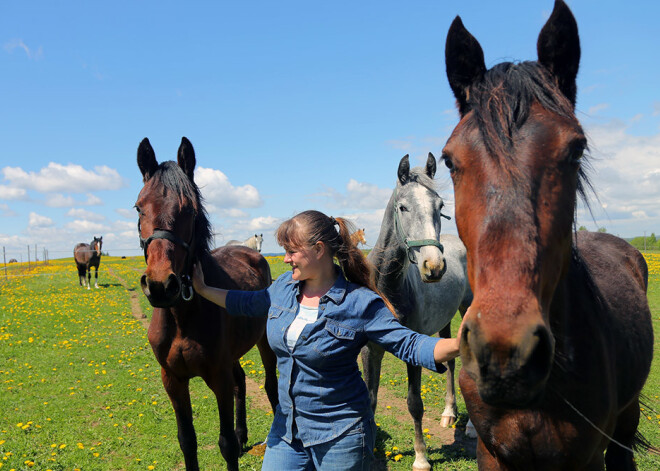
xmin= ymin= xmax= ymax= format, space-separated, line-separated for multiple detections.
xmin=412 ymin=458 xmax=432 ymax=471
xmin=95 ymin=284 xmax=99 ymax=289
xmin=440 ymin=415 xmax=456 ymax=428
xmin=87 ymin=286 xmax=91 ymax=290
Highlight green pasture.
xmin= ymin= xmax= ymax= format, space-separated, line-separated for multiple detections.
xmin=0 ymin=255 xmax=658 ymax=470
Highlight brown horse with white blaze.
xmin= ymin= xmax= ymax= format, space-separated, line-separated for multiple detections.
xmin=442 ymin=1 xmax=654 ymax=469
xmin=135 ymin=137 xmax=278 ymax=471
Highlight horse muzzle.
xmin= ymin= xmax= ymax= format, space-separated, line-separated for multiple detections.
xmin=141 ymin=272 xmax=193 ymax=308
xmin=460 ymin=312 xmax=554 ymax=408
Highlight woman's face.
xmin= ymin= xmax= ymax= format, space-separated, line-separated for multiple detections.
xmin=283 ymin=243 xmax=322 ymax=281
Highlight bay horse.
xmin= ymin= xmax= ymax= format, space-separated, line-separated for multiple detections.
xmin=442 ymin=1 xmax=654 ymax=469
xmin=350 ymin=228 xmax=367 ymax=247
xmin=73 ymin=236 xmax=102 ymax=289
xmin=361 ymin=154 xmax=473 ymax=471
xmin=135 ymin=137 xmax=278 ymax=471
xmin=226 ymin=234 xmax=263 ymax=252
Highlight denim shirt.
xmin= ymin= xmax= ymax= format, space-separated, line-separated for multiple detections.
xmin=225 ymin=268 xmax=444 ymax=447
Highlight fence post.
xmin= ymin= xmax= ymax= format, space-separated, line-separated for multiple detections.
xmin=27 ymin=244 xmax=30 ymax=270
xmin=3 ymin=246 xmax=6 ymax=279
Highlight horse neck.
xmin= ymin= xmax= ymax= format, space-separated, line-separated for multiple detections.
xmin=370 ymin=193 xmax=409 ymax=295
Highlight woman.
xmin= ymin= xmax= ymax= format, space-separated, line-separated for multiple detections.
xmin=192 ymin=210 xmax=465 ymax=470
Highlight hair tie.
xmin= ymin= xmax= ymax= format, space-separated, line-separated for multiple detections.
xmin=330 ymin=216 xmax=338 ymax=226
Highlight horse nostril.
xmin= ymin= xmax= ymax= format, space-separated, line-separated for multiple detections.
xmin=140 ymin=274 xmax=150 ymax=296
xmin=164 ymin=274 xmax=181 ymax=299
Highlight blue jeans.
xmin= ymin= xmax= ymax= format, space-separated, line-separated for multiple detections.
xmin=261 ymin=416 xmax=376 ymax=471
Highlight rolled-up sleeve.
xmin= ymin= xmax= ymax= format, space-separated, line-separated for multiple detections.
xmin=225 ymin=288 xmax=271 ymax=318
xmin=363 ymin=299 xmax=445 ymax=373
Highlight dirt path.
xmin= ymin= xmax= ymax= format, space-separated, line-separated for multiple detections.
xmin=107 ymin=266 xmax=150 ymax=329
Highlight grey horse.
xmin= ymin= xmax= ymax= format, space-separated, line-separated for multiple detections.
xmin=225 ymin=234 xmax=263 ymax=252
xmin=361 ymin=154 xmax=474 ymax=471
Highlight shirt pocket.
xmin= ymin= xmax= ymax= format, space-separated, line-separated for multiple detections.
xmin=312 ymin=319 xmax=357 ymax=358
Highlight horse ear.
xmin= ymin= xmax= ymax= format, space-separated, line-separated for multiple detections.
xmin=137 ymin=138 xmax=159 ymax=182
xmin=426 ymin=152 xmax=437 ymax=179
xmin=397 ymin=155 xmax=410 ymax=184
xmin=445 ymin=16 xmax=486 ymax=116
xmin=537 ymin=0 xmax=580 ymax=106
xmin=177 ymin=137 xmax=197 ymax=181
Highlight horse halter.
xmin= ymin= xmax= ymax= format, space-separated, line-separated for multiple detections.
xmin=392 ymin=187 xmax=451 ymax=264
xmin=138 ymin=221 xmax=195 ymax=302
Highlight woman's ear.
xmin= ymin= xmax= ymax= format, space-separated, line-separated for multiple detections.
xmin=314 ymin=241 xmax=326 ymax=259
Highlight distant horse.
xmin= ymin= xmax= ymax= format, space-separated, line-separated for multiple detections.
xmin=135 ymin=137 xmax=278 ymax=471
xmin=73 ymin=236 xmax=102 ymax=289
xmin=443 ymin=1 xmax=654 ymax=469
xmin=225 ymin=234 xmax=263 ymax=252
xmin=361 ymin=154 xmax=473 ymax=471
xmin=350 ymin=228 xmax=367 ymax=246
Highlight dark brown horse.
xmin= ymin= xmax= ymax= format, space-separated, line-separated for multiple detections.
xmin=135 ymin=137 xmax=278 ymax=471
xmin=73 ymin=236 xmax=102 ymax=288
xmin=442 ymin=1 xmax=654 ymax=469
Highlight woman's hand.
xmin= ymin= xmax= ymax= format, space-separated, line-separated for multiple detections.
xmin=433 ymin=314 xmax=468 ymax=364
xmin=192 ymin=263 xmax=206 ymax=296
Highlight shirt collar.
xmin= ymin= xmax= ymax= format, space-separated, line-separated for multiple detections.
xmin=286 ymin=265 xmax=348 ymax=304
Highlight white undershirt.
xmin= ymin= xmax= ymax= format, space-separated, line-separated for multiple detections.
xmin=286 ymin=304 xmax=319 ymax=351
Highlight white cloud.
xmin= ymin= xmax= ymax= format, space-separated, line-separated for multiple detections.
xmin=247 ymin=216 xmax=282 ymax=231
xmin=576 ymin=119 xmax=660 ymax=235
xmin=313 ymin=179 xmax=391 ymax=210
xmin=195 ymin=166 xmax=262 ymax=208
xmin=587 ymin=103 xmax=609 ymax=116
xmin=115 ymin=208 xmax=135 ymax=218
xmin=3 ymin=39 xmax=43 ymax=60
xmin=0 ymin=185 xmax=27 ymax=200
xmin=66 ymin=208 xmax=105 ymax=222
xmin=44 ymin=194 xmax=76 ymax=208
xmin=28 ymin=212 xmax=54 ymax=228
xmin=2 ymin=163 xmax=126 ymax=193
xmin=0 ymin=203 xmax=17 ymax=217
xmin=65 ymin=220 xmax=106 ymax=233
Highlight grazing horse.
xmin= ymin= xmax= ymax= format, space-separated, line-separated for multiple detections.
xmin=350 ymin=228 xmax=367 ymax=246
xmin=73 ymin=236 xmax=102 ymax=289
xmin=442 ymin=1 xmax=654 ymax=469
xmin=361 ymin=154 xmax=473 ymax=471
xmin=135 ymin=137 xmax=278 ymax=471
xmin=226 ymin=234 xmax=264 ymax=252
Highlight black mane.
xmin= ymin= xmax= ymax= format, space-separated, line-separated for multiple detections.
xmin=153 ymin=161 xmax=212 ymax=256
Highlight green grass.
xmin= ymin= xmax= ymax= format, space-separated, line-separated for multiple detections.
xmin=0 ymin=254 xmax=658 ymax=470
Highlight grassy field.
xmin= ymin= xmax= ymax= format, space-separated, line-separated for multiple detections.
xmin=0 ymin=254 xmax=658 ymax=470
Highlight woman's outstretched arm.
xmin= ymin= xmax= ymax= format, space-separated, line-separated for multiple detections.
xmin=192 ymin=263 xmax=228 ymax=308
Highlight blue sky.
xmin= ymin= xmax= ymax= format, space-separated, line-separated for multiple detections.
xmin=1 ymin=0 xmax=659 ymax=259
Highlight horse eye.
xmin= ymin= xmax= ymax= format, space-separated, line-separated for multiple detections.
xmin=570 ymin=150 xmax=584 ymax=165
xmin=399 ymin=205 xmax=408 ymax=212
xmin=134 ymin=205 xmax=141 ymax=214
xmin=441 ymin=153 xmax=455 ymax=172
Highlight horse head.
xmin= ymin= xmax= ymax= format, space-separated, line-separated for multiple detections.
xmin=255 ymin=234 xmax=263 ymax=252
xmin=443 ymin=0 xmax=587 ymax=407
xmin=92 ymin=236 xmax=103 ymax=256
xmin=135 ymin=137 xmax=211 ymax=308
xmin=393 ymin=153 xmax=448 ymax=282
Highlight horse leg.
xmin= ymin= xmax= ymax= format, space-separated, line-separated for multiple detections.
xmin=604 ymin=396 xmax=640 ymax=470
xmin=256 ymin=334 xmax=279 ymax=413
xmin=86 ymin=268 xmax=91 ymax=289
xmin=407 ymin=363 xmax=431 ymax=471
xmin=439 ymin=323 xmax=458 ymax=428
xmin=360 ymin=342 xmax=385 ymax=414
xmin=207 ymin=370 xmax=241 ymax=471
xmin=94 ymin=265 xmax=99 ymax=288
xmin=231 ymin=361 xmax=248 ymax=448
xmin=161 ymin=369 xmax=199 ymax=471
